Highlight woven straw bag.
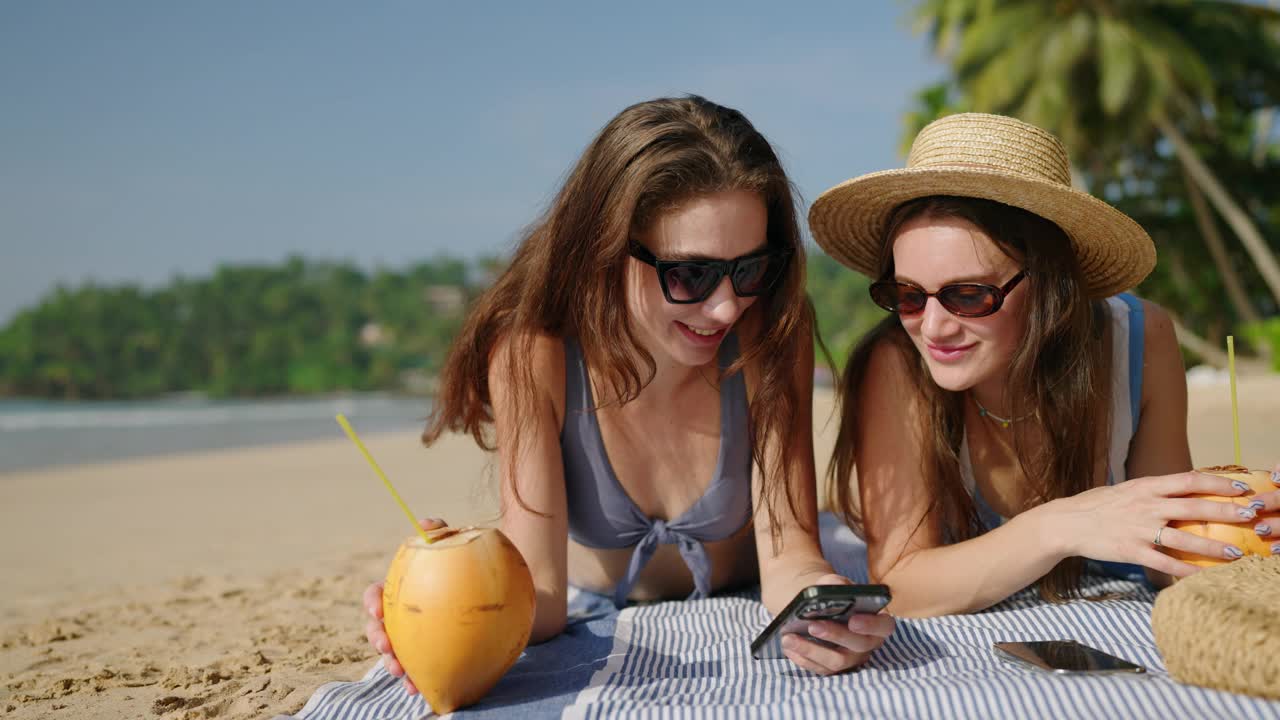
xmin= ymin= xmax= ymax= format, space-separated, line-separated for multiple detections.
xmin=1151 ymin=555 xmax=1280 ymax=699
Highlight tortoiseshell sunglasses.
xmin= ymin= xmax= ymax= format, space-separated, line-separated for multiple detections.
xmin=869 ymin=271 xmax=1026 ymax=317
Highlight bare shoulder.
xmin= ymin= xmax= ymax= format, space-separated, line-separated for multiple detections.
xmin=488 ymin=331 xmax=567 ymax=425
xmin=1139 ymin=299 xmax=1178 ymax=352
xmin=489 ymin=331 xmax=565 ymax=380
xmin=1137 ymin=299 xmax=1186 ymax=402
xmin=861 ymin=333 xmax=915 ymax=397
xmin=850 ymin=331 xmax=926 ymax=440
xmin=1138 ymin=299 xmax=1182 ymax=369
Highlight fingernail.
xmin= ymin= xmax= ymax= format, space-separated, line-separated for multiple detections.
xmin=1224 ymin=545 xmax=1244 ymax=559
xmin=1232 ymin=480 xmax=1251 ymax=492
xmin=1237 ymin=507 xmax=1257 ymax=520
xmin=1255 ymin=524 xmax=1272 ymax=537
xmin=1248 ymin=500 xmax=1265 ymax=511
xmin=808 ymin=624 xmax=827 ymax=638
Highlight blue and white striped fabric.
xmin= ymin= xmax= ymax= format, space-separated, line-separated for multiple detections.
xmin=283 ymin=515 xmax=1280 ymax=720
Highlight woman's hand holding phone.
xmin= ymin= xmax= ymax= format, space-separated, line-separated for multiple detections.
xmin=760 ymin=574 xmax=895 ymax=676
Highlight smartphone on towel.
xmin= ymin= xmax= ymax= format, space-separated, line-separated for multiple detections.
xmin=750 ymin=584 xmax=891 ymax=660
xmin=993 ymin=640 xmax=1147 ymax=675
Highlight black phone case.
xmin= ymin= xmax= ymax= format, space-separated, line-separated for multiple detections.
xmin=750 ymin=584 xmax=891 ymax=660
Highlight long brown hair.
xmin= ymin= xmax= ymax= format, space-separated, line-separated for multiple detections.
xmin=828 ymin=196 xmax=1112 ymax=602
xmin=424 ymin=95 xmax=816 ymax=538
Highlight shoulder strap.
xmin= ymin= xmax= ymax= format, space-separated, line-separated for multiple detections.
xmin=1117 ymin=293 xmax=1145 ymax=434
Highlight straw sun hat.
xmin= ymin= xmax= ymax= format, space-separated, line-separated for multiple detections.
xmin=808 ymin=113 xmax=1156 ymax=298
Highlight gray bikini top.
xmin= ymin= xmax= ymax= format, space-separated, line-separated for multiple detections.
xmin=560 ymin=334 xmax=753 ymax=607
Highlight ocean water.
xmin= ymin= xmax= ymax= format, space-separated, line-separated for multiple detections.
xmin=0 ymin=394 xmax=433 ymax=474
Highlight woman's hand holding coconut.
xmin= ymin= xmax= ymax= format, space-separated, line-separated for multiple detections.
xmin=1248 ymin=463 xmax=1280 ymax=534
xmin=362 ymin=517 xmax=447 ymax=696
xmin=1032 ymin=470 xmax=1258 ymax=578
xmin=1151 ymin=463 xmax=1280 ymax=572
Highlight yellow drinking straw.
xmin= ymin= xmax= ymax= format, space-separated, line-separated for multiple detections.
xmin=335 ymin=414 xmax=435 ymax=545
xmin=1227 ymin=336 xmax=1241 ymax=466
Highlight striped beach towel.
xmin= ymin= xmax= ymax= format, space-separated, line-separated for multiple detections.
xmin=284 ymin=515 xmax=1280 ymax=719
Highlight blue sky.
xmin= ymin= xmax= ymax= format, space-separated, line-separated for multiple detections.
xmin=0 ymin=1 xmax=944 ymax=322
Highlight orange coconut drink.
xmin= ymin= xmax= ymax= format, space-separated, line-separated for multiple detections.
xmin=1165 ymin=465 xmax=1278 ymax=568
xmin=382 ymin=525 xmax=535 ymax=713
xmin=335 ymin=415 xmax=536 ymax=714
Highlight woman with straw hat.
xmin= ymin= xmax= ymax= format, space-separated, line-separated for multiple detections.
xmin=362 ymin=95 xmax=894 ymax=688
xmin=811 ymin=113 xmax=1280 ymax=616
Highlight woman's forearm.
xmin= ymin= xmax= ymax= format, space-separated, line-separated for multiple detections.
xmin=760 ymin=553 xmax=833 ymax=616
xmin=754 ymin=512 xmax=835 ymax=616
xmin=528 ymin=586 xmax=567 ymax=644
xmin=876 ymin=504 xmax=1067 ymax=617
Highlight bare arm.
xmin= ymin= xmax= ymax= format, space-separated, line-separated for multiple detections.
xmin=746 ymin=317 xmax=894 ymax=675
xmin=490 ymin=334 xmax=571 ymax=643
xmin=1124 ymin=302 xmax=1192 ymax=588
xmin=748 ymin=330 xmax=832 ymax=614
xmin=1125 ymin=302 xmax=1193 ymax=480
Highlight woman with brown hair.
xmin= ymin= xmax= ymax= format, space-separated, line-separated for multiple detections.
xmin=810 ymin=113 xmax=1280 ymax=617
xmin=362 ymin=95 xmax=894 ymax=687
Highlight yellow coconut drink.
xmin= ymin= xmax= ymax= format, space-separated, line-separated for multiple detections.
xmin=382 ymin=526 xmax=536 ymax=714
xmin=1166 ymin=465 xmax=1279 ymax=568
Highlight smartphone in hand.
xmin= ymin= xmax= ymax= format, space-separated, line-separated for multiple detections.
xmin=993 ymin=640 xmax=1147 ymax=675
xmin=750 ymin=584 xmax=891 ymax=660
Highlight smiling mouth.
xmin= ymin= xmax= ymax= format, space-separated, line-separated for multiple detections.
xmin=677 ymin=321 xmax=728 ymax=339
xmin=925 ymin=342 xmax=977 ymax=362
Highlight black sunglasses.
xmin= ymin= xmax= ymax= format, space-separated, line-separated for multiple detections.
xmin=629 ymin=243 xmax=791 ymax=304
xmin=869 ymin=271 xmax=1026 ymax=318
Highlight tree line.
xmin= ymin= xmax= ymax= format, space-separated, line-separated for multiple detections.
xmin=0 ymin=257 xmax=475 ymax=399
xmin=3 ymin=241 xmax=1272 ymax=401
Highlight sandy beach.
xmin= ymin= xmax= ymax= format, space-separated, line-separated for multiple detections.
xmin=2 ymin=380 xmax=1278 ymax=719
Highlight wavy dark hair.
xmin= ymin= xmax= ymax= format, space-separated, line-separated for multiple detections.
xmin=828 ymin=195 xmax=1112 ymax=602
xmin=424 ymin=95 xmax=819 ymax=542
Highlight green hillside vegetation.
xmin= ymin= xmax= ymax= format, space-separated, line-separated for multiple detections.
xmin=0 ymin=257 xmax=475 ymax=399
